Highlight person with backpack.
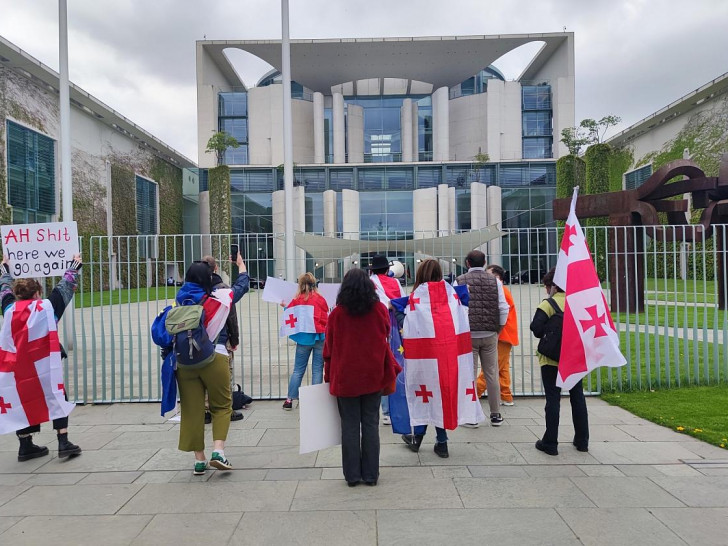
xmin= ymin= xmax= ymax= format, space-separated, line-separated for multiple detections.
xmin=158 ymin=255 xmax=249 ymax=475
xmin=530 ymin=267 xmax=589 ymax=456
xmin=202 ymin=256 xmax=244 ymax=423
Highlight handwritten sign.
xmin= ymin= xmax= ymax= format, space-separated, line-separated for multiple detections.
xmin=1 ymin=221 xmax=79 ymax=278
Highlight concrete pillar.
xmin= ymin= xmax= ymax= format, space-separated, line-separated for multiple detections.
xmin=470 ymin=182 xmax=488 ymax=229
xmin=313 ymin=92 xmax=325 ymax=164
xmin=432 ymin=87 xmax=450 ymax=162
xmin=486 ymin=80 xmax=503 ymax=162
xmin=333 ymin=92 xmax=345 ymax=164
xmin=342 ymin=189 xmax=360 ymax=272
xmin=487 ymin=185 xmax=503 ymax=266
xmin=437 ymin=184 xmax=450 ymax=236
xmin=272 ymin=190 xmax=286 ymax=279
xmin=292 ymin=186 xmax=306 ymax=275
xmin=401 ymin=98 xmax=413 ymax=162
xmin=413 ymin=187 xmax=438 ymax=238
xmin=448 ymin=187 xmax=457 ymax=232
xmin=502 ymin=81 xmax=522 ymax=161
xmin=347 ymin=104 xmax=364 ymax=163
xmin=411 ymin=101 xmax=419 ymax=160
xmin=323 ymin=189 xmax=337 ymax=280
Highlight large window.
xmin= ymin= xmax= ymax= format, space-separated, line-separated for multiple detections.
xmin=305 ymin=193 xmax=324 ymax=233
xmin=522 ymin=85 xmax=553 ymax=159
xmin=5 ymin=120 xmax=55 ymax=224
xmin=360 ymin=191 xmax=413 ymax=239
xmin=625 ymin=164 xmax=653 ymax=190
xmin=136 ymin=175 xmax=158 ymax=259
xmin=218 ymin=92 xmax=248 ymax=165
xmin=231 ymin=193 xmax=273 ymax=234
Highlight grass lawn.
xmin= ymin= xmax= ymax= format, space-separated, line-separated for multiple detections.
xmin=615 ymin=305 xmax=726 ymax=330
xmin=75 ymin=286 xmax=178 ymax=308
xmin=601 ymin=386 xmax=728 ymax=450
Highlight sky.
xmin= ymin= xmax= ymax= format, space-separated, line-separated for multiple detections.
xmin=1 ymin=0 xmax=727 ymax=162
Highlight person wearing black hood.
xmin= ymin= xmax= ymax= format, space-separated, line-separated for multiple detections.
xmin=202 ymin=255 xmax=244 ymax=422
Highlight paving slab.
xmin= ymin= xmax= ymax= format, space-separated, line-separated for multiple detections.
xmin=577 ymin=464 xmax=625 ymax=477
xmin=513 ymin=442 xmax=600 ymax=464
xmin=570 ymin=476 xmax=685 ymax=507
xmin=0 ymin=452 xmax=58 ymax=473
xmin=0 ymin=484 xmax=143 ymax=516
xmin=320 ymin=466 xmax=433 ymax=481
xmin=467 ymin=465 xmax=529 ymax=478
xmin=119 ymin=481 xmax=297 ymax=514
xmin=0 ymin=516 xmax=22 ymax=534
xmin=0 ymin=474 xmax=32 ymax=485
xmin=587 ymin=442 xmax=703 ymax=465
xmin=291 ymin=476 xmax=463 ymax=511
xmin=34 ymin=448 xmax=158 ymax=473
xmin=377 ymin=508 xmax=580 ymax=545
xmin=454 ymin=477 xmax=595 ymax=508
xmin=78 ymin=471 xmax=143 ymax=484
xmin=316 ymin=443 xmax=417 ymax=467
xmin=418 ymin=441 xmax=527 ymax=466
xmin=650 ymin=476 xmax=728 ymax=507
xmin=557 ymin=507 xmax=686 ymax=546
xmin=132 ymin=512 xmax=242 ymax=545
xmin=651 ymin=507 xmax=728 ymax=545
xmin=0 ymin=515 xmax=152 ymax=545
xmin=231 ymin=510 xmax=377 ymax=545
xmin=0 ymin=485 xmax=31 ymax=509
xmin=523 ymin=464 xmax=586 ymax=477
xmin=616 ymin=424 xmax=699 ymax=442
xmin=265 ymin=468 xmax=323 ymax=481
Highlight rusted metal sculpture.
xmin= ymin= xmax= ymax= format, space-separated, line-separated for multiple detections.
xmin=553 ymin=154 xmax=728 ymax=312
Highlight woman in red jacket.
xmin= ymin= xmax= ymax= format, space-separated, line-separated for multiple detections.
xmin=324 ymin=268 xmax=400 ymax=487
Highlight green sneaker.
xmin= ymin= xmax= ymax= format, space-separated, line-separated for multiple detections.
xmin=209 ymin=451 xmax=232 ymax=470
xmin=193 ymin=460 xmax=207 ymax=476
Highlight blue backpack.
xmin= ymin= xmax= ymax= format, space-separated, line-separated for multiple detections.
xmin=161 ymin=298 xmax=216 ymax=368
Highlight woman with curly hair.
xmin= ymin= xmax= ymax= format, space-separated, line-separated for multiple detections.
xmin=324 ymin=268 xmax=400 ymax=486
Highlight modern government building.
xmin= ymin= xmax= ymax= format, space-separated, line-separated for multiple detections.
xmin=195 ymin=33 xmax=575 ymax=279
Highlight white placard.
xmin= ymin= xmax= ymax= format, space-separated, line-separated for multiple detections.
xmin=317 ymin=283 xmax=341 ymax=309
xmin=299 ymin=383 xmax=341 ymax=454
xmin=261 ymin=276 xmax=298 ymax=305
xmin=1 ymin=221 xmax=79 ymax=278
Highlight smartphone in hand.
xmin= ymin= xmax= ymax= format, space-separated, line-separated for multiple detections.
xmin=230 ymin=244 xmax=239 ymax=262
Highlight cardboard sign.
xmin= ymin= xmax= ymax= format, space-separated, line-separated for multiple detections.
xmin=1 ymin=221 xmax=79 ymax=278
xmin=299 ymin=383 xmax=342 ymax=454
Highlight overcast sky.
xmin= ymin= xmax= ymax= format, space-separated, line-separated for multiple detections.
xmin=1 ymin=0 xmax=727 ymax=162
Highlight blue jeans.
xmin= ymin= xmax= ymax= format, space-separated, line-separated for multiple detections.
xmin=381 ymin=395 xmax=390 ymax=416
xmin=421 ymin=426 xmax=448 ymax=444
xmin=287 ymin=340 xmax=324 ymax=399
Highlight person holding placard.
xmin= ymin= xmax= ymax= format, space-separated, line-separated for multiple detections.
xmin=0 ymin=253 xmax=82 ymax=461
xmin=324 ymin=269 xmax=401 ymax=487
xmin=280 ymin=273 xmax=329 ymax=410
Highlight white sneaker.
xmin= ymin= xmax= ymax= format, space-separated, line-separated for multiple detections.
xmin=461 ymin=422 xmax=480 ymax=428
xmin=382 ymin=415 xmax=391 ymax=425
xmin=501 ymin=400 xmax=515 ymax=406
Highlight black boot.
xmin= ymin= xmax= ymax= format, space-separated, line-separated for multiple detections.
xmin=401 ymin=434 xmax=425 ymax=453
xmin=57 ymin=432 xmax=82 ymax=459
xmin=18 ymin=435 xmax=49 ymax=462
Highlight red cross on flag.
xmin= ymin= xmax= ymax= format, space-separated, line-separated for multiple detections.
xmin=402 ymin=280 xmax=485 ymax=429
xmin=0 ymin=299 xmax=75 ymax=435
xmin=279 ymin=292 xmax=329 ymax=338
xmin=553 ymin=187 xmax=627 ymax=391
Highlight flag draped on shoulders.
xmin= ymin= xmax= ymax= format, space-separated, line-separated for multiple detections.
xmin=279 ymin=292 xmax=329 ymax=338
xmin=399 ymin=281 xmax=484 ymax=430
xmin=371 ymin=273 xmax=404 ymax=306
xmin=554 ymin=187 xmax=627 ymax=390
xmin=0 ymin=299 xmax=75 ymax=434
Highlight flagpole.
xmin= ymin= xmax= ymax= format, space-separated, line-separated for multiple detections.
xmin=59 ymin=0 xmax=72 ymax=221
xmin=281 ymin=0 xmax=296 ymax=282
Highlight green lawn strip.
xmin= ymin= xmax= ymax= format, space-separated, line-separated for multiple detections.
xmin=615 ymin=304 xmax=726 ymax=330
xmin=645 ymin=291 xmax=716 ymax=304
xmin=601 ymin=386 xmax=728 ymax=450
xmin=646 ymin=278 xmax=716 ymax=294
xmin=75 ymin=286 xmax=177 ymax=308
xmin=594 ymin=330 xmax=726 ymax=392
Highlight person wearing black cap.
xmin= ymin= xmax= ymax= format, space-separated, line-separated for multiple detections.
xmin=368 ymin=255 xmax=404 ymax=425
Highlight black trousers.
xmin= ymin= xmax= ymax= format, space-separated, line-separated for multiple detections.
xmin=16 ymin=417 xmax=68 ymax=436
xmin=540 ymin=364 xmax=589 ymax=450
xmin=336 ymin=391 xmax=381 ymax=484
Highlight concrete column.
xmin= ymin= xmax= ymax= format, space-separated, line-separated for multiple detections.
xmin=437 ymin=184 xmax=450 ymax=236
xmin=401 ymin=98 xmax=413 ymax=162
xmin=411 ymin=101 xmax=419 ymax=160
xmin=487 ymin=185 xmax=503 ymax=266
xmin=342 ymin=189 xmax=360 ymax=273
xmin=470 ymin=182 xmax=488 ymax=229
xmin=272 ymin=190 xmax=286 ymax=279
xmin=432 ymin=87 xmax=450 ymax=161
xmin=292 ymin=186 xmax=306 ymax=275
xmin=323 ymin=189 xmax=337 ymax=280
xmin=486 ymin=80 xmax=503 ymax=162
xmin=347 ymin=104 xmax=364 ymax=163
xmin=313 ymin=92 xmax=325 ymax=164
xmin=413 ymin=187 xmax=438 ymax=238
xmin=502 ymin=81 xmax=522 ymax=161
xmin=448 ymin=186 xmax=457 ymax=232
xmin=333 ymin=92 xmax=345 ymax=164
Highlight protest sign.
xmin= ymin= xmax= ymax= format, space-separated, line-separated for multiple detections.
xmin=299 ymin=383 xmax=341 ymax=454
xmin=1 ymin=221 xmax=79 ymax=278
xmin=261 ymin=276 xmax=298 ymax=305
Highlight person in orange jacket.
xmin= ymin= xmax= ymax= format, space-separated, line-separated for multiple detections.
xmin=476 ymin=265 xmax=518 ymax=405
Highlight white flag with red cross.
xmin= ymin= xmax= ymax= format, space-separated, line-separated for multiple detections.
xmin=553 ymin=187 xmax=627 ymax=391
xmin=0 ymin=299 xmax=75 ymax=435
xmin=402 ymin=280 xmax=485 ymax=430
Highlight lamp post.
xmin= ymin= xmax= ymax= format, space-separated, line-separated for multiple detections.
xmin=59 ymin=0 xmax=72 ymax=221
xmin=281 ymin=0 xmax=295 ymax=281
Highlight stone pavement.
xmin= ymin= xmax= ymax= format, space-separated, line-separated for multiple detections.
xmin=0 ymin=398 xmax=727 ymax=545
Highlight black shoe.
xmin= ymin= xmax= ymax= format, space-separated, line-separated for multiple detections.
xmin=573 ymin=441 xmax=589 ymax=452
xmin=401 ymin=434 xmax=424 ymax=453
xmin=490 ymin=413 xmax=504 ymax=427
xmin=230 ymin=411 xmax=244 ymax=422
xmin=18 ymin=435 xmax=49 ymax=462
xmin=347 ymin=480 xmax=360 ymax=487
xmin=364 ymin=480 xmax=377 ymax=486
xmin=57 ymin=433 xmax=82 ymax=459
xmin=204 ymin=411 xmax=212 ymax=424
xmin=535 ymin=439 xmax=558 ymax=456
xmin=434 ymin=442 xmax=449 ymax=458
xmin=282 ymin=398 xmax=293 ymax=411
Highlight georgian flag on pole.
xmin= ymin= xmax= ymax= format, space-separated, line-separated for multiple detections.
xmin=279 ymin=293 xmax=328 ymax=338
xmin=402 ymin=280 xmax=485 ymax=429
xmin=0 ymin=299 xmax=75 ymax=435
xmin=553 ymin=187 xmax=627 ymax=390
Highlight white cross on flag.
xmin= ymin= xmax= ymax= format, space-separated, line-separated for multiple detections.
xmin=553 ymin=187 xmax=627 ymax=391
xmin=0 ymin=299 xmax=75 ymax=435
xmin=402 ymin=280 xmax=485 ymax=429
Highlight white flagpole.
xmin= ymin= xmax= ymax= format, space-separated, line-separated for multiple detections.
xmin=281 ymin=0 xmax=296 ymax=282
xmin=59 ymin=0 xmax=72 ymax=221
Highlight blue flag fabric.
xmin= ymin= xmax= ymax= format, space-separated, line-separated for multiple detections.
xmin=387 ymin=308 xmax=426 ymax=435
xmin=160 ymin=352 xmax=177 ymax=416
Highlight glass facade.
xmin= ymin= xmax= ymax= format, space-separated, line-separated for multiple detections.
xmin=625 ymin=164 xmax=653 ymax=190
xmin=5 ymin=120 xmax=55 ymax=224
xmin=521 ymin=85 xmax=553 ymax=159
xmin=360 ymin=191 xmax=413 ymax=239
xmin=449 ymin=66 xmax=505 ymax=99
xmin=218 ymin=92 xmax=248 ymax=165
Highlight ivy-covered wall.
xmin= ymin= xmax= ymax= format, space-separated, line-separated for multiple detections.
xmin=208 ymin=165 xmax=231 ymax=263
xmin=585 ymin=144 xmax=612 ymax=279
xmin=555 ymin=155 xmax=585 ymax=228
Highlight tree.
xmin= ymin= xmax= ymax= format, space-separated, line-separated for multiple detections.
xmin=205 ymin=131 xmax=240 ymax=165
xmin=560 ymin=127 xmax=591 ymax=156
xmin=471 ymin=150 xmax=490 ymax=184
xmin=579 ymin=115 xmax=622 ymax=145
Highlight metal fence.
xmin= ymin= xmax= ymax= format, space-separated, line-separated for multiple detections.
xmin=9 ymin=225 xmax=726 ymax=403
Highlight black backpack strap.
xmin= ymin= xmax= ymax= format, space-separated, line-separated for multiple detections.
xmin=546 ymin=297 xmax=563 ymax=315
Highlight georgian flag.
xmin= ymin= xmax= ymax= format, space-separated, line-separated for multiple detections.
xmin=0 ymin=299 xmax=75 ymax=435
xmin=554 ymin=187 xmax=627 ymax=390
xmin=202 ymin=288 xmax=233 ymax=341
xmin=279 ymin=293 xmax=329 ymax=338
xmin=401 ymin=280 xmax=485 ymax=429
